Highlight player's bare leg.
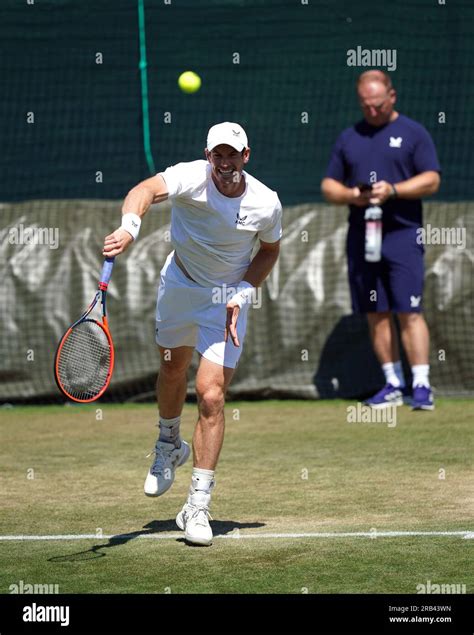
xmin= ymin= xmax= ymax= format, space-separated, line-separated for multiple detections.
xmin=398 ymin=312 xmax=433 ymax=409
xmin=176 ymin=356 xmax=234 ymax=545
xmin=144 ymin=346 xmax=194 ymax=497
xmin=157 ymin=345 xmax=194 ymax=417
xmin=193 ymin=356 xmax=234 ymax=470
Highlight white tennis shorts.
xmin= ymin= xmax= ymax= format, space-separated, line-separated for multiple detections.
xmin=155 ymin=252 xmax=250 ymax=369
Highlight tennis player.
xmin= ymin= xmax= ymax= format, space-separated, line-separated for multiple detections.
xmin=103 ymin=122 xmax=282 ymax=545
xmin=321 ymin=70 xmax=441 ymax=410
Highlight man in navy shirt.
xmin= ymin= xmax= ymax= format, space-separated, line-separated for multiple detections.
xmin=321 ymin=70 xmax=441 ymax=410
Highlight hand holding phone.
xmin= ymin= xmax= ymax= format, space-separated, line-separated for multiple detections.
xmin=351 ymin=183 xmax=373 ymax=206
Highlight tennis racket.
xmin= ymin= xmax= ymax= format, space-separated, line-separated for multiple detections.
xmin=54 ymin=257 xmax=115 ymax=402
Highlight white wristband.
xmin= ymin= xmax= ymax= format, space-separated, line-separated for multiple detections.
xmin=228 ymin=281 xmax=255 ymax=309
xmin=121 ymin=213 xmax=141 ymax=240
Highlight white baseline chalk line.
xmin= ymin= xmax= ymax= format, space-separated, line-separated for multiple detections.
xmin=0 ymin=530 xmax=472 ymax=541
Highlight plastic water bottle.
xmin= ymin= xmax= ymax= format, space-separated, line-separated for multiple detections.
xmin=364 ymin=206 xmax=383 ymax=262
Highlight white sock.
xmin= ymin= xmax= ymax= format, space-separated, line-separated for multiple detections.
xmin=158 ymin=416 xmax=181 ymax=447
xmin=412 ymin=365 xmax=430 ymax=388
xmin=191 ymin=468 xmax=215 ymax=494
xmin=393 ymin=361 xmax=405 ymax=388
xmin=382 ymin=362 xmax=400 ymax=388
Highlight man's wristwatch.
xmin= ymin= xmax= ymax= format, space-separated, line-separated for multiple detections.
xmin=388 ymin=184 xmax=398 ymax=200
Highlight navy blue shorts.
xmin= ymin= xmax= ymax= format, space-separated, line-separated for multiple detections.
xmin=347 ymin=226 xmax=425 ymax=313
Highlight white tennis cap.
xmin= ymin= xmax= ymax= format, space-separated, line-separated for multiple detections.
xmin=206 ymin=122 xmax=248 ymax=152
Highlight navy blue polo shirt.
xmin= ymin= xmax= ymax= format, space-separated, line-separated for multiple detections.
xmin=325 ymin=114 xmax=441 ymax=231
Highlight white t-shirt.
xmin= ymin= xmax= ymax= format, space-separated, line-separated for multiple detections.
xmin=159 ymin=160 xmax=282 ymax=287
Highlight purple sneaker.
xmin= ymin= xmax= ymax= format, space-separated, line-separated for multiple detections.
xmin=412 ymin=385 xmax=435 ymax=411
xmin=364 ymin=383 xmax=403 ymax=408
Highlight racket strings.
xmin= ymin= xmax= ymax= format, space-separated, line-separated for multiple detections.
xmin=57 ymin=321 xmax=111 ymax=400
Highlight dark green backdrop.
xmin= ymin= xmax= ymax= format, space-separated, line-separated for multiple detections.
xmin=1 ymin=0 xmax=473 ymax=203
xmin=1 ymin=0 xmax=473 ymax=401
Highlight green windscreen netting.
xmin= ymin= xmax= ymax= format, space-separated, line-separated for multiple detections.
xmin=1 ymin=0 xmax=473 ymax=401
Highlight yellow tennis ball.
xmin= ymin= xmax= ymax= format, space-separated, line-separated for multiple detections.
xmin=178 ymin=71 xmax=201 ymax=94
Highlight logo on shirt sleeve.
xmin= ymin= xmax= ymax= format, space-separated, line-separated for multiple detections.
xmin=389 ymin=136 xmax=403 ymax=148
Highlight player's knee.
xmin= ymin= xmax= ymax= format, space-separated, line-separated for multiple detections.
xmin=196 ymin=385 xmax=225 ymax=418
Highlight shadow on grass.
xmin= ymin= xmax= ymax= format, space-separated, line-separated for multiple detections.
xmin=48 ymin=518 xmax=265 ymax=562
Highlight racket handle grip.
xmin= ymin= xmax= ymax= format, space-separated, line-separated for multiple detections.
xmin=99 ymin=257 xmax=115 ymax=286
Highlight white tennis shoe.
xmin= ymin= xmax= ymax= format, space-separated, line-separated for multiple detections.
xmin=176 ymin=490 xmax=213 ymax=546
xmin=144 ymin=440 xmax=190 ymax=497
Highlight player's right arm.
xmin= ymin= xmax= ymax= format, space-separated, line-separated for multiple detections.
xmin=102 ymin=174 xmax=169 ymax=257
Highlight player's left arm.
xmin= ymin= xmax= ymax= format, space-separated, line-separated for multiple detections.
xmin=370 ymin=171 xmax=441 ymax=205
xmin=241 ymin=239 xmax=280 ymax=287
xmin=225 ymin=239 xmax=280 ymax=347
